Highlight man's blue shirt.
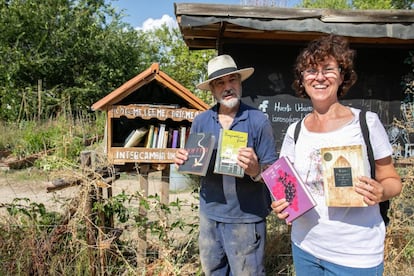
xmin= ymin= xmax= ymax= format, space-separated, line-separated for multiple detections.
xmin=191 ymin=101 xmax=277 ymax=223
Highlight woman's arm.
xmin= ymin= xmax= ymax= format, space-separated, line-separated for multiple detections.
xmin=356 ymin=156 xmax=402 ymax=204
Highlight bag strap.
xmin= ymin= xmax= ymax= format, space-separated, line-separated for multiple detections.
xmin=359 ymin=109 xmax=375 ymax=179
xmin=359 ymin=109 xmax=390 ymax=225
xmin=294 ymin=119 xmax=302 ymax=144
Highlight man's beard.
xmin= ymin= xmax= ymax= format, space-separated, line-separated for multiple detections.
xmin=217 ymin=89 xmax=241 ymax=108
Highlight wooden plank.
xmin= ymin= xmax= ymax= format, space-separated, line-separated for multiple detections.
xmin=109 ymin=148 xmax=178 ymax=164
xmin=108 ymin=104 xmax=202 ymax=122
xmin=175 ymin=3 xmax=414 ymax=23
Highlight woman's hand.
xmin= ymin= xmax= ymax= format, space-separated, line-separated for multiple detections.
xmin=271 ymin=199 xmax=292 ymax=225
xmin=355 ymin=176 xmax=384 ymax=205
xmin=355 ymin=156 xmax=402 ymax=205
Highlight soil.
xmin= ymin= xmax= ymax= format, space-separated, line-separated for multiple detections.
xmin=0 ymin=168 xmax=198 ymax=215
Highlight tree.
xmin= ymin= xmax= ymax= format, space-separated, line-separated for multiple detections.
xmin=298 ymin=0 xmax=413 ymax=9
xmin=139 ymin=26 xmax=216 ymax=104
xmin=0 ymin=0 xmax=147 ymax=120
xmin=300 ymin=0 xmax=351 ymax=9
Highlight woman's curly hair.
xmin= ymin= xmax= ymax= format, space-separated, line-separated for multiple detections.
xmin=292 ymin=34 xmax=358 ymax=99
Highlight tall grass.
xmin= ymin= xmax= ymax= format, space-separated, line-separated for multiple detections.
xmin=0 ymin=117 xmax=412 ymax=275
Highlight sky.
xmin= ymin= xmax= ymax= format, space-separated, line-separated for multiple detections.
xmin=110 ymin=0 xmax=300 ymax=31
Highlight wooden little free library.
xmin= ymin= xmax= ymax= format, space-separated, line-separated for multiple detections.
xmin=91 ymin=63 xmax=209 ymax=166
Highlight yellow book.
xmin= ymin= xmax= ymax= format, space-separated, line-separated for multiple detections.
xmin=214 ymin=129 xmax=248 ymax=177
xmin=144 ymin=125 xmax=155 ymax=148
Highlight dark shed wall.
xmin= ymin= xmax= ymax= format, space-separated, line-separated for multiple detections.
xmin=222 ymin=43 xmax=410 ymax=154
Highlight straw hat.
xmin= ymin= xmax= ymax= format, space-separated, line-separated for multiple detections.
xmin=196 ymin=55 xmax=254 ymax=91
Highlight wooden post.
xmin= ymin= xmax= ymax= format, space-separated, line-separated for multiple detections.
xmin=81 ymin=150 xmax=113 ymax=275
xmin=160 ymin=166 xmax=170 ymax=205
xmin=137 ymin=164 xmax=150 ymax=269
xmin=85 ymin=183 xmax=97 ymax=276
xmin=81 ymin=151 xmax=98 ymax=275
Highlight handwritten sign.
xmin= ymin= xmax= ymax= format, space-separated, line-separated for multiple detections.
xmin=110 ymin=148 xmax=177 ymax=164
xmin=109 ymin=104 xmax=202 ymax=122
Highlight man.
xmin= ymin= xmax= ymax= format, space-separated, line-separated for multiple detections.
xmin=174 ymin=54 xmax=277 ymax=275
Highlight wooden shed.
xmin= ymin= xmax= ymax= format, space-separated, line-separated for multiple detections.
xmin=175 ymin=3 xmax=414 ymax=157
xmin=91 ymin=63 xmax=209 ymax=166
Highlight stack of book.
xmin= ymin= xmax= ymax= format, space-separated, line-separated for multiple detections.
xmin=124 ymin=124 xmax=189 ymax=149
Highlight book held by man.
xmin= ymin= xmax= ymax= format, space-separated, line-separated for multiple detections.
xmin=177 ymin=132 xmax=215 ymax=176
xmin=261 ymin=156 xmax=316 ymax=223
xmin=214 ymin=129 xmax=248 ymax=178
xmin=320 ymin=145 xmax=368 ymax=207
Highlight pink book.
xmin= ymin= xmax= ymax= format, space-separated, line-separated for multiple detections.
xmin=261 ymin=156 xmax=316 ymax=223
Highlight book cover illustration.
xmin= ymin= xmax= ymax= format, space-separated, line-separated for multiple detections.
xmin=214 ymin=129 xmax=248 ymax=178
xmin=177 ymin=132 xmax=216 ymax=176
xmin=261 ymin=156 xmax=316 ymax=223
xmin=320 ymin=145 xmax=368 ymax=207
xmin=124 ymin=127 xmax=148 ymax=148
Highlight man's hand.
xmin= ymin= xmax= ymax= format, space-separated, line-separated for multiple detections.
xmin=237 ymin=147 xmax=261 ymax=178
xmin=174 ymin=148 xmax=188 ymax=168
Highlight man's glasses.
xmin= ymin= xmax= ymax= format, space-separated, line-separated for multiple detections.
xmin=302 ymin=67 xmax=341 ymax=80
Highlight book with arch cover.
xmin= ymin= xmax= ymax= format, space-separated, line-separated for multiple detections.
xmin=320 ymin=145 xmax=368 ymax=207
xmin=261 ymin=156 xmax=316 ymax=223
xmin=177 ymin=132 xmax=216 ymax=176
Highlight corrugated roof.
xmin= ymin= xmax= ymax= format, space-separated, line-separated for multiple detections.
xmin=175 ymin=3 xmax=414 ymax=49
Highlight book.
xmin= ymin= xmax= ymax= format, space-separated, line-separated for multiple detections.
xmin=162 ymin=128 xmax=169 ymax=148
xmin=157 ymin=123 xmax=166 ymax=148
xmin=261 ymin=156 xmax=316 ymax=223
xmin=320 ymin=145 xmax=368 ymax=207
xmin=171 ymin=129 xmax=179 ymax=148
xmin=213 ymin=129 xmax=248 ymax=178
xmin=177 ymin=132 xmax=216 ymax=176
xmin=124 ymin=127 xmax=148 ymax=148
xmin=151 ymin=127 xmax=158 ymax=148
xmin=144 ymin=125 xmax=155 ymax=148
xmin=179 ymin=126 xmax=187 ymax=148
xmin=166 ymin=128 xmax=173 ymax=148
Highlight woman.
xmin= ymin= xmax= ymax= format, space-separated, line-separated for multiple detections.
xmin=271 ymin=34 xmax=402 ymax=275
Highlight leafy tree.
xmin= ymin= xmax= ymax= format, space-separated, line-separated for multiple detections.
xmin=0 ymin=0 xmax=215 ymax=121
xmin=0 ymin=0 xmax=147 ymax=120
xmin=298 ymin=0 xmax=413 ymax=9
xmin=391 ymin=0 xmax=414 ymax=9
xmin=140 ymin=25 xmax=216 ymax=104
xmin=353 ymin=0 xmax=393 ymax=9
xmin=300 ymin=0 xmax=351 ymax=9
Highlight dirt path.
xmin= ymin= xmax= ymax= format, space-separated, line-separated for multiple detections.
xmin=0 ymin=169 xmax=198 ymax=214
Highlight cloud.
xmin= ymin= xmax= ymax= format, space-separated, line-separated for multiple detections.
xmin=138 ymin=14 xmax=178 ymax=31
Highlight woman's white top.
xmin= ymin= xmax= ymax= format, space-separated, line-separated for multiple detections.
xmin=280 ymin=107 xmax=392 ymax=268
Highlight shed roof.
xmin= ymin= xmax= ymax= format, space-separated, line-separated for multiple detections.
xmin=91 ymin=63 xmax=209 ymax=111
xmin=175 ymin=3 xmax=414 ymax=50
